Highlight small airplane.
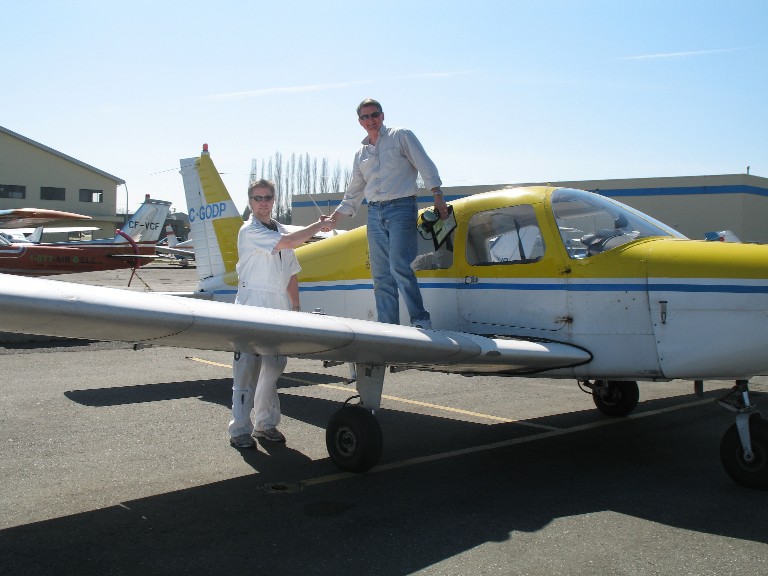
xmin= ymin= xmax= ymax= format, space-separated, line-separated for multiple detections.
xmin=156 ymin=225 xmax=195 ymax=266
xmin=1 ymin=144 xmax=767 ymax=490
xmin=0 ymin=195 xmax=171 ymax=276
xmin=1 ymin=225 xmax=101 ymax=244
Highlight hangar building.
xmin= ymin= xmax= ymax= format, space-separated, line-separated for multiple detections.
xmin=1 ymin=125 xmax=126 ymax=239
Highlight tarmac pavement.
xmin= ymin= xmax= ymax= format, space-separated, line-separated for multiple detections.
xmin=1 ymin=262 xmax=767 ymax=575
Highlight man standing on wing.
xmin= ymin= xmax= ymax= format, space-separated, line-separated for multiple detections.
xmin=328 ymin=98 xmax=449 ymax=329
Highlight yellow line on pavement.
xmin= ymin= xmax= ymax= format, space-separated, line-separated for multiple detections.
xmin=187 ymin=356 xmax=717 ymax=491
xmin=188 ymin=357 xmax=230 ymax=368
xmin=301 ymin=397 xmax=714 ymax=488
xmin=186 ymin=357 xmax=559 ymax=431
xmin=316 ymin=383 xmax=559 ymax=430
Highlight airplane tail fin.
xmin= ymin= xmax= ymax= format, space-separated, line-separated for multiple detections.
xmin=179 ymin=144 xmax=242 ymax=283
xmin=164 ymin=225 xmax=178 ymax=247
xmin=115 ymin=195 xmax=172 ymax=244
xmin=28 ymin=227 xmax=44 ymax=243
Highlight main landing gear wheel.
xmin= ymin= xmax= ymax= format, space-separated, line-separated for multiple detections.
xmin=326 ymin=405 xmax=383 ymax=473
xmin=592 ymin=380 xmax=639 ymax=417
xmin=720 ymin=415 xmax=768 ymax=490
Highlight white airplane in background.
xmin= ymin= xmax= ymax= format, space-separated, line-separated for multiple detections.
xmin=1 ymin=145 xmax=767 ymax=490
xmin=156 ymin=225 xmax=195 ymax=266
xmin=2 ymin=225 xmax=101 ymax=244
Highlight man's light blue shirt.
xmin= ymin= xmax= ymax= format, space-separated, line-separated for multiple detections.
xmin=336 ymin=125 xmax=442 ymax=217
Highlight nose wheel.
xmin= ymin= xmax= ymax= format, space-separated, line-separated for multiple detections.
xmin=720 ymin=415 xmax=768 ymax=490
xmin=717 ymin=380 xmax=768 ymax=490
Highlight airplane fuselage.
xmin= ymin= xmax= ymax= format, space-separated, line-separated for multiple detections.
xmin=294 ymin=188 xmax=768 ymax=381
xmin=181 ymin=151 xmax=768 ymax=383
xmin=0 ymin=241 xmax=158 ymax=275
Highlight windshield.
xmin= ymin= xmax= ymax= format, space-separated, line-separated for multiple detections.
xmin=551 ymin=188 xmax=686 ymax=259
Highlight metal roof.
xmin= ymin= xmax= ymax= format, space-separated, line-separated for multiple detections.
xmin=0 ymin=125 xmax=125 ymax=184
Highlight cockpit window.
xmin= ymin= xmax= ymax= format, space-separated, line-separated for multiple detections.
xmin=466 ymin=204 xmax=544 ymax=265
xmin=551 ymin=188 xmax=686 ymax=259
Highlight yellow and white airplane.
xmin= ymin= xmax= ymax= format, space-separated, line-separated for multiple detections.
xmin=2 ymin=145 xmax=767 ymax=490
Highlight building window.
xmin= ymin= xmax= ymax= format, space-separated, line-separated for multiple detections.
xmin=0 ymin=184 xmax=26 ymax=199
xmin=40 ymin=187 xmax=66 ymax=201
xmin=79 ymin=189 xmax=103 ymax=203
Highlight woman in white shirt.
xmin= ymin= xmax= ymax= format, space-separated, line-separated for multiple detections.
xmin=229 ymin=179 xmax=333 ymax=449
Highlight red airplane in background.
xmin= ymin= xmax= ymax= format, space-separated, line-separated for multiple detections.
xmin=0 ymin=196 xmax=171 ymax=275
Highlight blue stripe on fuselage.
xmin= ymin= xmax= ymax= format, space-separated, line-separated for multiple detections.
xmin=298 ymin=280 xmax=768 ymax=294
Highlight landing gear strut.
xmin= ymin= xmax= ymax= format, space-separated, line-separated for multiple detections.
xmin=325 ymin=363 xmax=385 ymax=473
xmin=717 ymin=380 xmax=768 ymax=490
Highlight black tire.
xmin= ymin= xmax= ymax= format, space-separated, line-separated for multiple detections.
xmin=720 ymin=415 xmax=768 ymax=490
xmin=592 ymin=380 xmax=639 ymax=417
xmin=326 ymin=406 xmax=383 ymax=473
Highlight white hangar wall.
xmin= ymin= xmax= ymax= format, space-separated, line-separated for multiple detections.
xmin=0 ymin=126 xmax=125 ymax=239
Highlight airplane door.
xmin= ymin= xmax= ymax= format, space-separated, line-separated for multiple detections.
xmin=455 ymin=203 xmax=570 ymax=336
xmin=412 ymin=209 xmax=462 ymax=329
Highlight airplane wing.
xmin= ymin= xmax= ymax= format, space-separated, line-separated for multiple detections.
xmin=107 ymin=254 xmax=161 ymax=260
xmin=0 ymin=273 xmax=590 ymax=374
xmin=0 ymin=208 xmax=92 ymax=229
xmin=4 ymin=226 xmax=100 ymax=235
xmin=155 ymin=245 xmax=196 ymax=259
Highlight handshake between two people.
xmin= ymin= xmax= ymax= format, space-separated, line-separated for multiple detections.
xmin=318 ymin=214 xmax=336 ymax=233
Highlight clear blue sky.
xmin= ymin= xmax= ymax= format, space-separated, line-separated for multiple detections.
xmin=2 ymin=0 xmax=766 ymax=214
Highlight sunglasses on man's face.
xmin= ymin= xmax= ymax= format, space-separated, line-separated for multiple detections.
xmin=359 ymin=111 xmax=382 ymax=121
xmin=250 ymin=195 xmax=274 ymax=202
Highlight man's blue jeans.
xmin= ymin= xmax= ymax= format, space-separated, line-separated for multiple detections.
xmin=366 ymin=196 xmax=430 ymax=325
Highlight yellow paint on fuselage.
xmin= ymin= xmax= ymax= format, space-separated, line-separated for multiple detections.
xmin=646 ymin=239 xmax=768 ymax=280
xmin=297 ymin=226 xmax=370 ymax=282
xmin=297 ymin=184 xmax=768 ymax=286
